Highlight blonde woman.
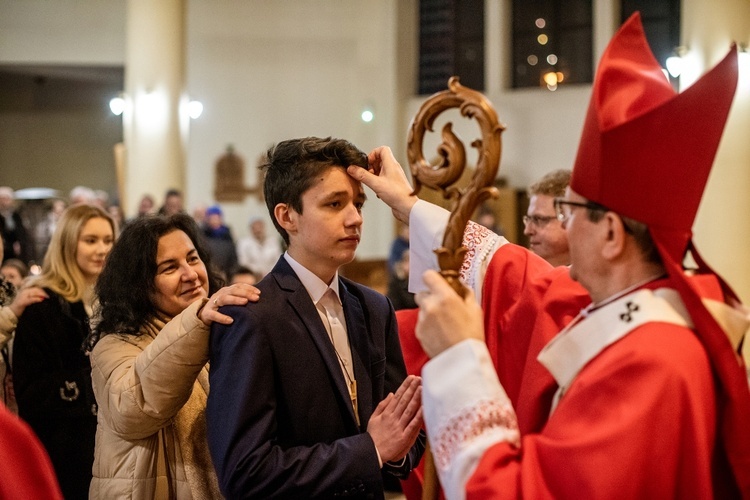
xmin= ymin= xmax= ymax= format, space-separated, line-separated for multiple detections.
xmin=13 ymin=203 xmax=115 ymax=499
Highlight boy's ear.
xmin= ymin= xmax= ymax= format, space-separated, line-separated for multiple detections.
xmin=274 ymin=203 xmax=296 ymax=233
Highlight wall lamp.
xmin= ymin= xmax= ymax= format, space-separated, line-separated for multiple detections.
xmin=665 ymin=46 xmax=689 ymax=78
xmin=109 ymin=93 xmax=126 ymax=116
xmin=108 ymin=93 xmax=204 ymax=119
xmin=739 ymin=42 xmax=749 ymax=64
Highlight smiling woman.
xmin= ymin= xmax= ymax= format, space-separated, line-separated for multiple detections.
xmin=151 ymin=229 xmax=211 ymax=318
xmin=86 ymin=213 xmax=260 ymax=500
xmin=13 ymin=203 xmax=115 ymax=500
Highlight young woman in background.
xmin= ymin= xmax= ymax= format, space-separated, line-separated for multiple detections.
xmin=13 ymin=203 xmax=115 ymax=499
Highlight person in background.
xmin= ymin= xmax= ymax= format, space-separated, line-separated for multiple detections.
xmin=136 ymin=194 xmax=156 ymax=218
xmin=523 ymin=169 xmax=571 ymax=267
xmin=106 ymin=205 xmax=124 ymax=236
xmin=34 ymin=199 xmax=67 ymax=264
xmin=191 ymin=203 xmax=208 ymax=228
xmin=93 ymin=190 xmax=110 ymax=210
xmin=0 ymin=186 xmax=32 ymax=264
xmin=202 ymin=204 xmax=238 ymax=281
xmin=0 ymin=239 xmax=48 ymax=412
xmin=350 ymin=13 xmax=750 ymax=498
xmin=386 ymin=221 xmax=416 ymax=311
xmin=13 ymin=204 xmax=115 ymax=499
xmin=69 ymin=185 xmax=97 ymax=206
xmin=207 ymin=137 xmax=425 ymax=498
xmin=387 ymin=248 xmax=416 ymax=311
xmin=387 ymin=221 xmax=409 ymax=279
xmin=476 ymin=204 xmax=503 ymax=236
xmin=88 ymin=213 xmax=259 ymax=499
xmin=236 ymin=216 xmax=283 ymax=279
xmin=158 ymin=188 xmax=185 ymax=216
xmin=230 ymin=265 xmax=260 ymax=286
xmin=1 ymin=259 xmax=29 ymax=289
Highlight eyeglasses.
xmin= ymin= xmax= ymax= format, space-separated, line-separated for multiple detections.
xmin=522 ymin=215 xmax=557 ymax=228
xmin=553 ymin=198 xmax=607 ymax=223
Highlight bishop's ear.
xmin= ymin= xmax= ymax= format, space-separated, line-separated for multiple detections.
xmin=601 ymin=212 xmax=628 ymax=260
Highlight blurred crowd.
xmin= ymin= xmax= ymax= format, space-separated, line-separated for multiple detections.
xmin=0 ymin=185 xmax=284 ymax=287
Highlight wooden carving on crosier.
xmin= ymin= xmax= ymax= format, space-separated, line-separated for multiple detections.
xmin=408 ymin=77 xmax=505 ymax=500
xmin=407 ymin=76 xmax=505 ymax=298
xmin=214 ymin=145 xmax=263 ymax=202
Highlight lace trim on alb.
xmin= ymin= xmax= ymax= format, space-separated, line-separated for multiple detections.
xmin=460 ymin=222 xmax=501 ymax=293
xmin=432 ymin=397 xmax=520 ymax=471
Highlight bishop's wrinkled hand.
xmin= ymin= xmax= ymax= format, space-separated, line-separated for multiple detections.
xmin=415 ymin=270 xmax=485 ymax=357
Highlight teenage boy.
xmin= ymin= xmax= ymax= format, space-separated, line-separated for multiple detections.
xmin=207 ymin=137 xmax=425 ymax=499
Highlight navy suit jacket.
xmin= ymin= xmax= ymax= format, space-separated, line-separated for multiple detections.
xmin=208 ymin=257 xmax=425 ymax=499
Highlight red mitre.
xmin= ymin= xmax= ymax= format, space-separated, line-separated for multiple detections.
xmin=572 ymin=13 xmax=750 ymax=496
xmin=570 ymin=12 xmax=738 ymax=263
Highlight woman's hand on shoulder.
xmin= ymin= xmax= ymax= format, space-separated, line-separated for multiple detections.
xmin=9 ymin=287 xmax=49 ymax=318
xmin=199 ymin=283 xmax=261 ymax=326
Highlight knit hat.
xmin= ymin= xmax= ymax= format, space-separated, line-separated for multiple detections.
xmin=205 ymin=205 xmax=223 ymax=217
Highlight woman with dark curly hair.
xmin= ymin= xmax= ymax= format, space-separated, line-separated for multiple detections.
xmin=87 ymin=213 xmax=259 ymax=500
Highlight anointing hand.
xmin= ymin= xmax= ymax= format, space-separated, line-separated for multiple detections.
xmin=347 ymin=146 xmax=417 ymax=224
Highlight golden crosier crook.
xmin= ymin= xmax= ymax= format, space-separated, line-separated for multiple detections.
xmin=407 ymin=77 xmax=505 ymax=500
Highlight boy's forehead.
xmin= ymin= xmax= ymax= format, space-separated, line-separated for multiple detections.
xmin=306 ymin=165 xmax=365 ymax=196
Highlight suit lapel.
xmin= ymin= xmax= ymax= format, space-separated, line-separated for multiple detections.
xmin=272 ymin=259 xmax=361 ymax=429
xmin=340 ymin=280 xmax=373 ymax=429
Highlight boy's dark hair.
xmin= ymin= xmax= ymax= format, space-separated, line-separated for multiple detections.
xmin=261 ymin=137 xmax=368 ymax=244
xmin=89 ymin=213 xmax=223 ymax=348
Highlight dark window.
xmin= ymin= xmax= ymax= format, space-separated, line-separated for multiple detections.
xmin=511 ymin=0 xmax=593 ymax=90
xmin=621 ymin=0 xmax=680 ymax=70
xmin=418 ymin=0 xmax=484 ymax=95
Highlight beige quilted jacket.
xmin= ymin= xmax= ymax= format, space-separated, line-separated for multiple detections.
xmin=89 ymin=299 xmax=222 ymax=500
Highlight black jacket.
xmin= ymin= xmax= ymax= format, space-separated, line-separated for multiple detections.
xmin=0 ymin=210 xmax=32 ymax=263
xmin=14 ymin=288 xmax=97 ymax=500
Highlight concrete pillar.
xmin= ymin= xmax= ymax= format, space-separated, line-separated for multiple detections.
xmin=122 ymin=0 xmax=187 ymax=216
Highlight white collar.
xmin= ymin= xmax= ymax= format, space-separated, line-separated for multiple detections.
xmin=283 ymin=252 xmax=341 ymax=304
xmin=581 ymin=273 xmax=667 ymax=318
xmin=538 ymin=287 xmax=691 ymax=413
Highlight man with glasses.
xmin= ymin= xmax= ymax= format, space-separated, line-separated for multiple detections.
xmin=349 ymin=12 xmax=750 ymax=499
xmin=523 ymin=169 xmax=571 ymax=266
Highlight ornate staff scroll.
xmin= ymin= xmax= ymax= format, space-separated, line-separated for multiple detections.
xmin=407 ymin=77 xmax=505 ymax=499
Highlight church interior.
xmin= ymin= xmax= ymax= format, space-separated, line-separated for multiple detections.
xmin=1 ymin=0 xmax=749 ymax=309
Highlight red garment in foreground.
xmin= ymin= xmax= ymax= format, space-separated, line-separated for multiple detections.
xmin=0 ymin=403 xmax=63 ymax=499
